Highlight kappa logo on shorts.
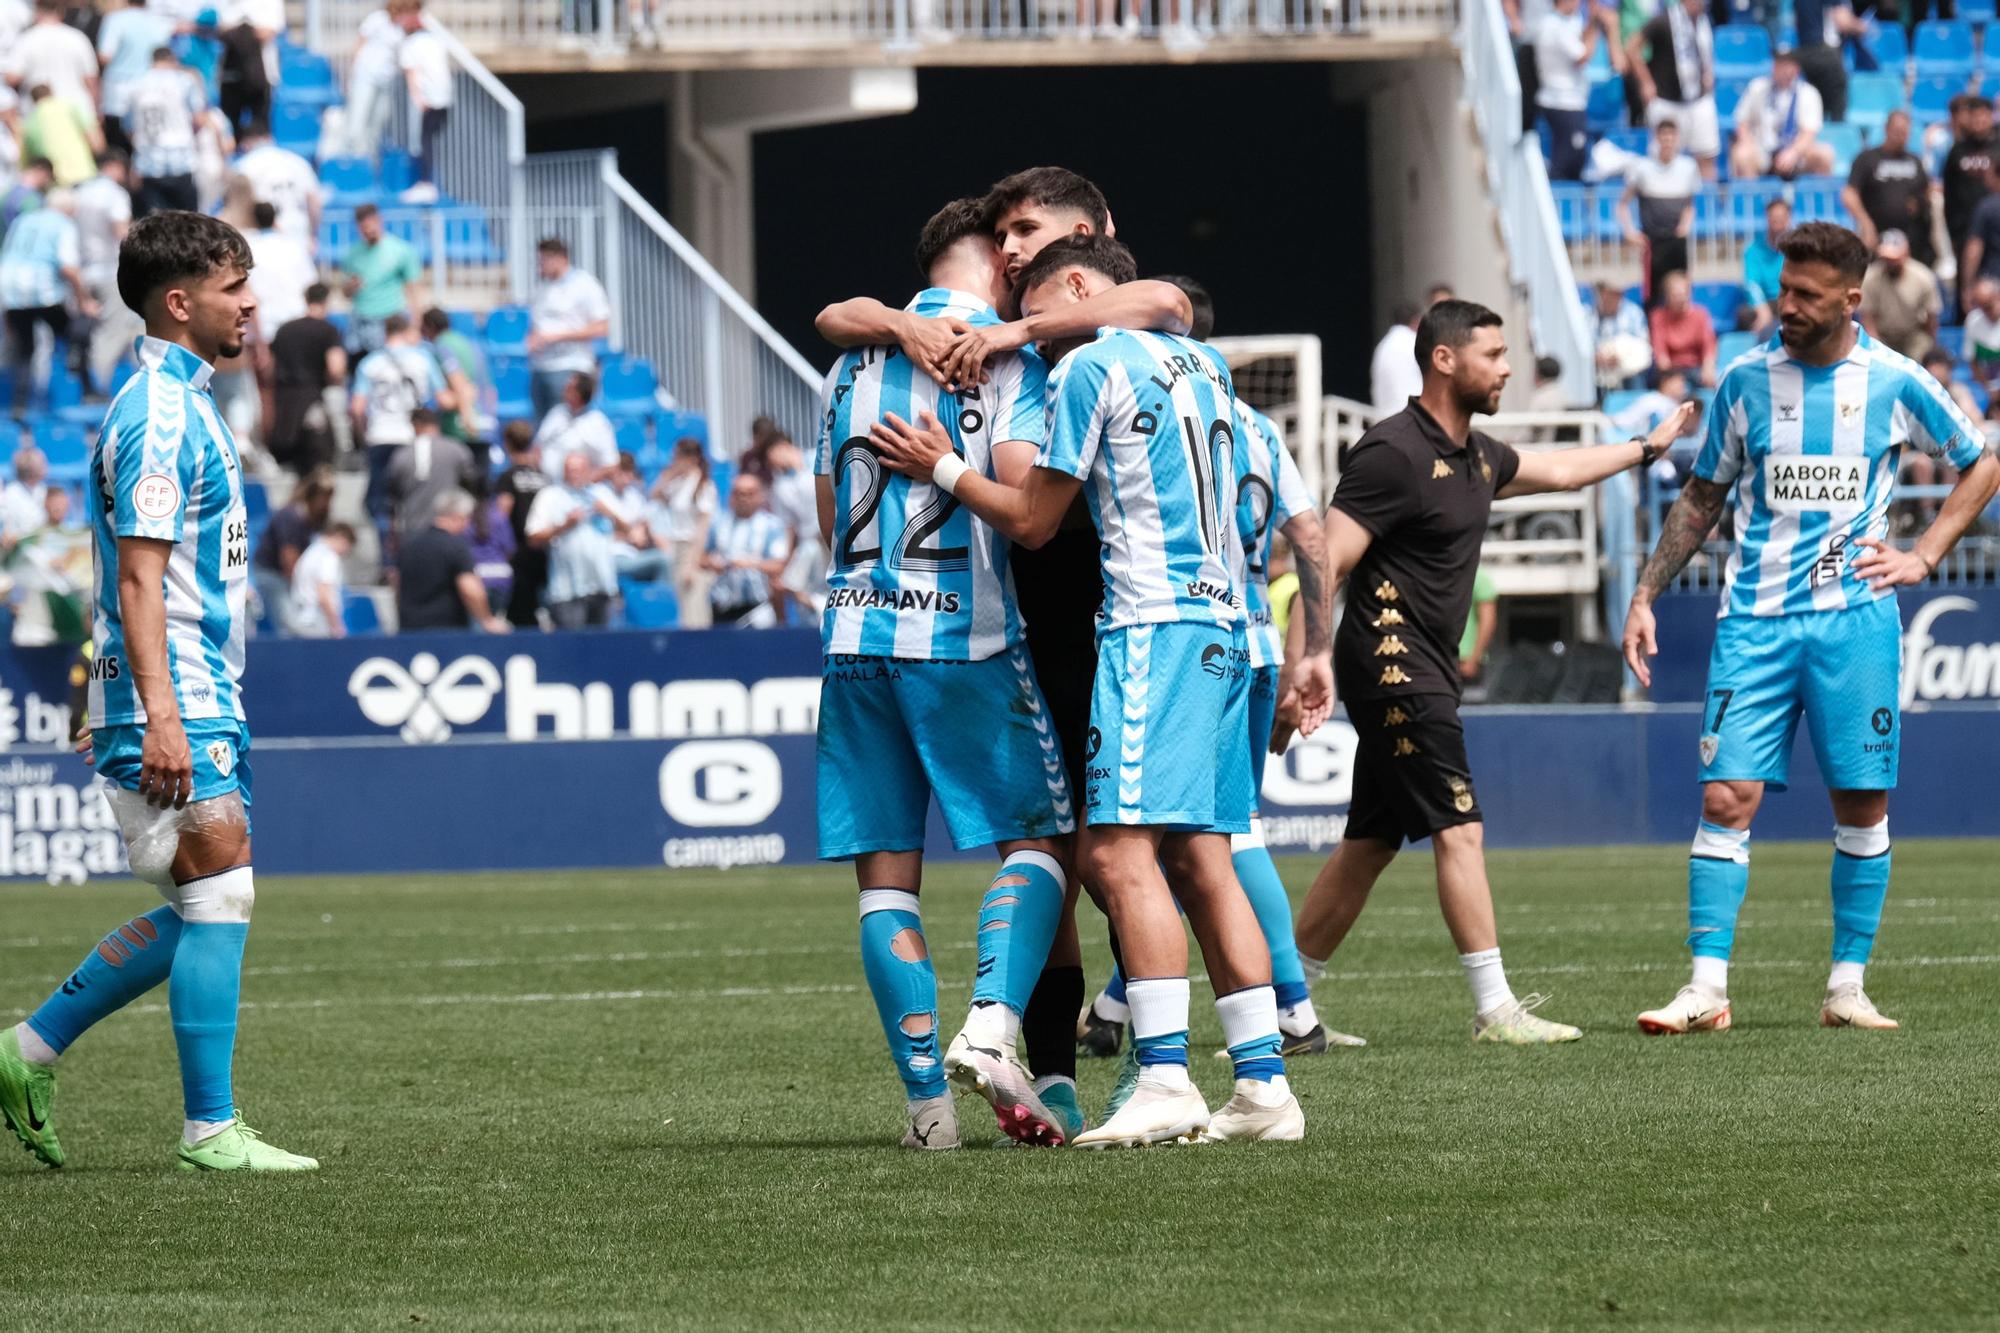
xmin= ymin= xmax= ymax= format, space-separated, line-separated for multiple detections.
xmin=1372 ymin=609 xmax=1404 ymax=628
xmin=1382 ymin=706 xmax=1410 ymax=727
xmin=1374 ymin=636 xmax=1408 ymax=657
xmin=1201 ymin=644 xmax=1228 ymax=679
xmin=1379 ymin=665 xmax=1412 ymax=686
xmin=1700 ymin=733 xmax=1720 ymax=766
xmin=1448 ymin=775 xmax=1475 ymax=813
xmin=1392 ymin=738 xmax=1421 ymax=757
xmin=206 ymin=740 xmax=234 ymax=778
xmin=1870 ymin=708 xmax=1894 ymax=736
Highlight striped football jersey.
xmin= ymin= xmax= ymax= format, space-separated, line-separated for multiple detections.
xmin=1231 ymin=400 xmax=1313 ymax=668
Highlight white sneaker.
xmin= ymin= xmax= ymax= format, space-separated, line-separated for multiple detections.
xmin=1473 ymin=993 xmax=1583 ymax=1044
xmin=1070 ymin=1074 xmax=1209 ymax=1149
xmin=943 ymin=1030 xmax=1066 ymax=1146
xmin=1637 ymin=983 xmax=1733 ymax=1035
xmin=1198 ymin=1080 xmax=1305 ymax=1143
xmin=1820 ymin=983 xmax=1900 ymax=1030
xmin=398 ymin=182 xmax=439 ymax=205
xmin=902 ymin=1094 xmax=958 ymax=1150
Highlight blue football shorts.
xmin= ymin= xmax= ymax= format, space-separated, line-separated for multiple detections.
xmin=816 ymin=643 xmax=1075 ymax=859
xmin=95 ymin=718 xmax=254 ymax=827
xmin=1698 ymin=596 xmax=1902 ymax=792
xmin=1084 ymin=621 xmax=1254 ymax=833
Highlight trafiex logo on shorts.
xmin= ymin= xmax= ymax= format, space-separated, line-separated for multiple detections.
xmin=1902 ymin=595 xmax=2000 ymax=708
xmin=0 ymin=759 xmax=127 ymax=884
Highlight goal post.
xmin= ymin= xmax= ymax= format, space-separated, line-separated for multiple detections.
xmin=1209 ymin=334 xmax=1324 ymax=503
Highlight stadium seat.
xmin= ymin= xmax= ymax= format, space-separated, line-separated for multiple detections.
xmin=1819 ymin=121 xmax=1865 ymax=175
xmin=600 ymin=357 xmax=659 ymax=421
xmin=1586 ymin=78 xmax=1627 ymax=135
xmin=1605 ymin=126 xmax=1650 ymax=156
xmin=34 ymin=421 xmax=89 ymax=484
xmin=1865 ymin=22 xmax=1908 ymax=71
xmin=273 ymin=53 xmax=338 ymax=110
xmin=1549 ymin=180 xmax=1589 ymax=245
xmin=380 ymin=150 xmax=417 ymax=195
xmin=343 ymin=592 xmax=383 ymax=636
xmin=319 ymin=157 xmax=380 ymax=208
xmin=1603 ymin=388 xmax=1647 ymax=420
xmin=1714 ymin=24 xmax=1773 ymax=80
xmin=448 ymin=309 xmax=483 ymax=337
xmin=1912 ymin=73 xmax=1960 ymax=116
xmin=1693 ymin=282 xmax=1749 ymax=330
xmin=326 ymin=310 xmax=350 ymax=339
xmin=442 ymin=209 xmax=504 ymax=265
xmin=619 ymin=580 xmax=679 ymax=630
xmin=1964 ymin=0 xmax=1998 ymax=26
xmin=1845 ymin=71 xmax=1906 ymax=141
xmin=661 ymin=409 xmax=710 ymax=453
xmin=484 ymin=306 xmax=531 ymax=358
xmin=1713 ymin=78 xmax=1747 ymax=124
xmin=273 ymin=103 xmax=321 ymax=159
xmin=614 ymin=418 xmax=649 ymax=459
xmin=1937 ymin=323 xmax=1968 ymax=360
xmin=1913 ymin=20 xmax=1975 ymax=80
xmin=1717 ymin=329 xmax=1760 ymax=366
xmin=1789 ymin=175 xmax=1848 ymax=222
xmin=491 ymin=356 xmax=533 ymax=423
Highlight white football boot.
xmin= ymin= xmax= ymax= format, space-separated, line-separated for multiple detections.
xmin=943 ymin=1030 xmax=1066 ymax=1147
xmin=1198 ymin=1080 xmax=1305 ymax=1144
xmin=1071 ymin=1074 xmax=1209 ymax=1149
xmin=1473 ymin=993 xmax=1583 ymax=1043
xmin=1637 ymin=983 xmax=1733 ymax=1035
xmin=1820 ymin=983 xmax=1900 ymax=1030
xmin=902 ymin=1094 xmax=959 ymax=1151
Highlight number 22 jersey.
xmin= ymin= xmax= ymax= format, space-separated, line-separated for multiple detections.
xmin=87 ymin=337 xmax=251 ymax=727
xmin=814 ymin=288 xmax=1048 ymax=662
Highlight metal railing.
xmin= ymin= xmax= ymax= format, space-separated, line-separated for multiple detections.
xmin=1459 ymin=0 xmax=1595 ymax=409
xmin=298 ymin=0 xmax=1456 ymax=57
xmin=1551 ymin=176 xmax=1850 ymax=275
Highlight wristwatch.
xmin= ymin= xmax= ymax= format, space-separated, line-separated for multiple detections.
xmin=1632 ymin=435 xmax=1666 ymax=467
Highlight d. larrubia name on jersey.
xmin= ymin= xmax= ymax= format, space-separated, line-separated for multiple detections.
xmin=1698 ymin=329 xmax=1986 ymax=617
xmin=1039 ymin=328 xmax=1246 ymax=631
xmin=814 ymin=288 xmax=1047 ymax=662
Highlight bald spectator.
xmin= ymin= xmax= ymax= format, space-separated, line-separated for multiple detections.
xmin=1844 ymin=110 xmax=1935 ymax=266
xmin=1860 ymin=230 xmax=1940 ymax=362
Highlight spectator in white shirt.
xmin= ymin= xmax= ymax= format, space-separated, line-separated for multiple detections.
xmin=342 ymin=0 xmax=412 ymax=163
xmin=527 ymin=235 xmax=611 ymax=421
xmin=1534 ymin=0 xmax=1596 ymax=182
xmin=3 ymin=0 xmax=99 ymax=119
xmin=1369 ymin=302 xmax=1423 ymax=416
xmin=395 ymin=9 xmax=451 ymax=204
xmin=648 ymin=435 xmax=715 ymax=628
xmin=246 ymin=200 xmax=313 ymax=341
xmin=288 ymin=522 xmax=355 ymax=637
xmin=704 ymin=473 xmax=788 ymax=627
xmin=232 ymin=119 xmax=323 ymax=253
xmin=0 ymin=443 xmax=47 ymax=555
xmin=97 ymin=0 xmax=176 ymax=152
xmin=1730 ymin=49 xmax=1836 ymax=182
xmin=1590 ymin=279 xmax=1653 ymax=392
xmin=73 ymin=150 xmax=136 ymax=398
xmin=762 ymin=433 xmax=825 ymax=621
xmin=533 ymin=370 xmax=619 ymax=483
xmin=525 ymin=450 xmax=622 ymax=629
xmin=1623 ymin=118 xmax=1702 ymax=306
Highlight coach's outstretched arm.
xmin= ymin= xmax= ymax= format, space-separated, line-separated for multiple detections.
xmin=814 ymin=298 xmax=970 ymax=386
xmin=1498 ymin=403 xmax=1697 ymax=497
xmin=1852 ymin=450 xmax=2000 ymax=590
xmin=941 ymin=281 xmax=1193 ymax=389
xmin=869 ymin=410 xmax=1082 ymax=550
xmin=1620 ymin=475 xmax=1732 ymax=688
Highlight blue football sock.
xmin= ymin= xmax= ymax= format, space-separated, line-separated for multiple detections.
xmin=1103 ymin=966 xmax=1127 ymax=1007
xmin=1216 ymin=985 xmax=1285 ymax=1083
xmin=1125 ymin=977 xmax=1190 ymax=1069
xmin=970 ymin=851 xmax=1066 ymax=1017
xmin=25 ymin=905 xmax=184 ymax=1057
xmin=1687 ymin=821 xmax=1751 ymax=969
xmin=858 ymin=888 xmax=944 ymax=1100
xmin=1233 ymin=831 xmax=1308 ymax=1009
xmin=169 ymin=916 xmax=250 ymax=1123
xmin=1831 ymin=821 xmax=1892 ymax=966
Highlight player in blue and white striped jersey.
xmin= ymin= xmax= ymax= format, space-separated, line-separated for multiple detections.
xmin=872 ymin=234 xmax=1311 ymax=1149
xmin=0 ymin=212 xmax=317 ymax=1174
xmin=1625 ymin=222 xmax=2000 ymax=1036
xmin=813 ymin=199 xmax=1076 ymax=1153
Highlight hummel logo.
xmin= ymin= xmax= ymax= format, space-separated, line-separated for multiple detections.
xmin=1432 ymin=459 xmax=1453 ymax=479
xmin=1374 ymin=635 xmax=1408 ymax=657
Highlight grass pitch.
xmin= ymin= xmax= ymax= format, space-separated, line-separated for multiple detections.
xmin=2 ymin=841 xmax=1997 ymax=1330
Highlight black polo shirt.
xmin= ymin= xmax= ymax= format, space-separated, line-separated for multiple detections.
xmin=1330 ymin=400 xmax=1520 ymax=702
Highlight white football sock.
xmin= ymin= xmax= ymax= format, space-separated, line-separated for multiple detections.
xmin=1280 ymin=997 xmax=1320 ymax=1037
xmin=1692 ymin=955 xmax=1730 ymax=993
xmin=13 ymin=1022 xmax=58 ymax=1067
xmin=1094 ymin=990 xmax=1131 ymax=1024
xmin=1828 ymin=961 xmax=1865 ymax=991
xmin=960 ymin=1000 xmax=1019 ymax=1049
xmin=1298 ymin=951 xmax=1327 ymax=984
xmin=1134 ymin=1062 xmax=1192 ymax=1092
xmin=1459 ymin=947 xmax=1514 ymax=1016
xmin=183 ymin=1118 xmax=232 ymax=1147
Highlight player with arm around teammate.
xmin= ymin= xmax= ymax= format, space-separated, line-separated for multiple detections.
xmin=1288 ymin=301 xmax=1695 ymax=1044
xmin=814 ymin=199 xmax=1077 ymax=1151
xmin=0 ymin=212 xmax=317 ymax=1173
xmin=1623 ymin=222 xmax=2000 ymax=1035
xmin=873 ymin=234 xmax=1307 ymax=1148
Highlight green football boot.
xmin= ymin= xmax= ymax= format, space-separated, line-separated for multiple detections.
xmin=1102 ymin=1038 xmax=1141 ymax=1122
xmin=0 ymin=1027 xmax=65 ymax=1168
xmin=175 ymin=1119 xmax=319 ymax=1173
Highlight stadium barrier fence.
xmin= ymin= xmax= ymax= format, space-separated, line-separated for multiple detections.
xmin=3 ymin=596 xmax=1995 ymax=879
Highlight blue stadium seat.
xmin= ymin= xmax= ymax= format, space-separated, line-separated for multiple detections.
xmin=484 ymin=306 xmax=531 ymax=358
xmin=380 ymin=150 xmax=417 ymax=195
xmin=659 ymin=409 xmax=709 ymax=453
xmin=1603 ymin=388 xmax=1647 ymax=419
xmin=1913 ymin=19 xmax=1975 ymax=80
xmin=35 ymin=422 xmax=89 ymax=484
xmin=1605 ymin=126 xmax=1650 ymax=156
xmin=1717 ymin=330 xmax=1760 ymax=367
xmin=1937 ymin=323 xmax=1968 ymax=360
xmin=619 ymin=580 xmax=679 ymax=630
xmin=614 ymin=418 xmax=649 ymax=460
xmin=600 ymin=356 xmax=658 ymax=420
xmin=1964 ymin=0 xmax=1998 ymax=27
xmin=272 ymin=102 xmax=322 ymax=160
xmin=1789 ymin=175 xmax=1848 ymax=223
xmin=491 ymin=356 xmax=532 ymax=423
xmin=1865 ymin=22 xmax=1909 ymax=71
xmin=274 ymin=52 xmax=338 ymax=110
xmin=442 ymin=209 xmax=504 ymax=266
xmin=1586 ymin=78 xmax=1627 ymax=135
xmin=1845 ymin=71 xmax=1907 ymax=141
xmin=1912 ymin=73 xmax=1960 ymax=116
xmin=448 ymin=309 xmax=483 ymax=337
xmin=343 ymin=592 xmax=383 ymax=636
xmin=1713 ymin=77 xmax=1748 ymax=124
xmin=1549 ymin=180 xmax=1589 ymax=245
xmin=1819 ymin=121 xmax=1865 ymax=175
xmin=326 ymin=310 xmax=350 ymax=339
xmin=1714 ymin=24 xmax=1773 ymax=80
xmin=1693 ymin=282 xmax=1749 ymax=330
xmin=319 ymin=157 xmax=380 ymax=208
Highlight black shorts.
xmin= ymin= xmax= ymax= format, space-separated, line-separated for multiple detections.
xmin=1343 ymin=693 xmax=1483 ymax=847
xmin=1013 ymin=526 xmax=1102 ymax=800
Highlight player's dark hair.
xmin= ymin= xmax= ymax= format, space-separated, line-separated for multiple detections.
xmin=355 ymin=202 xmax=380 ymax=222
xmin=914 ymin=197 xmax=991 ymax=280
xmin=617 ymin=450 xmax=639 ymax=473
xmin=22 ymin=157 xmax=54 ymax=178
xmin=116 ymin=211 xmax=253 ymax=317
xmin=981 ymin=166 xmax=1110 ymax=234
xmin=1151 ymin=274 xmax=1214 ymax=341
xmin=96 ymin=147 xmax=128 ymax=170
xmin=1012 ymin=234 xmax=1138 ymax=309
xmin=242 ymin=116 xmax=271 ymax=140
xmin=1413 ymin=299 xmax=1503 ymax=374
xmin=1778 ymin=221 xmax=1869 ymax=281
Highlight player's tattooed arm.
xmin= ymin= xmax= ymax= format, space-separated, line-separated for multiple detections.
xmin=813 ymin=298 xmax=968 ymax=386
xmin=1285 ymin=510 xmax=1333 ymax=658
xmin=1621 ymin=476 xmax=1728 ymax=687
xmin=941 ymin=280 xmax=1193 ymax=389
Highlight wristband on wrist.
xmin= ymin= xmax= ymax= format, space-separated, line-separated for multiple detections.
xmin=932 ymin=453 xmax=970 ymax=496
xmin=1632 ymin=435 xmax=1665 ymax=467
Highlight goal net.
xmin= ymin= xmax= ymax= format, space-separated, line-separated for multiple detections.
xmin=1210 ymin=334 xmax=1326 ymax=503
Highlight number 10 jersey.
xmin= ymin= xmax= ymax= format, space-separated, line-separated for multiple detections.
xmin=813 ymin=288 xmax=1049 ymax=662
xmin=87 ymin=336 xmax=251 ymax=728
